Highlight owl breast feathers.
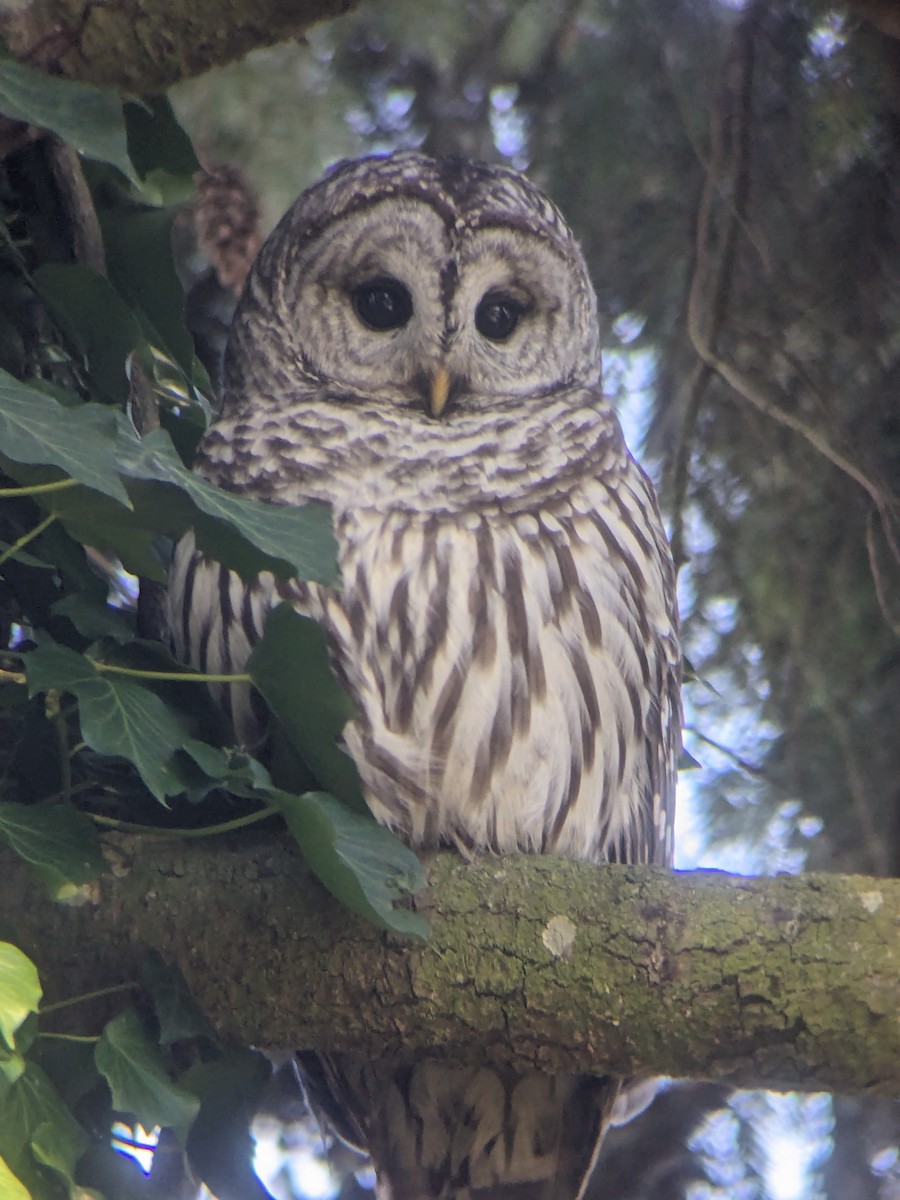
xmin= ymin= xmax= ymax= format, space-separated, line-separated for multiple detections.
xmin=169 ymin=150 xmax=680 ymax=869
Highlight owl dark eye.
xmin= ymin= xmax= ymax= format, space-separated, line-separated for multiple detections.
xmin=475 ymin=293 xmax=524 ymax=342
xmin=352 ymin=278 xmax=413 ymax=331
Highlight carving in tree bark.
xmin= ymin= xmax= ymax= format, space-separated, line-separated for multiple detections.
xmin=3 ymin=836 xmax=897 ymax=1095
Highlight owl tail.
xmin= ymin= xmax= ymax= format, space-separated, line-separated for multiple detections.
xmin=297 ymin=1052 xmax=618 ymax=1200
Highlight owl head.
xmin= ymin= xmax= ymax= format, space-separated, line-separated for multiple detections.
xmin=223 ymin=152 xmax=602 ymax=419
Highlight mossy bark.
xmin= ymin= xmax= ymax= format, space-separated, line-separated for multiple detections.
xmin=0 ymin=834 xmax=897 ymax=1094
xmin=0 ymin=0 xmax=359 ymax=92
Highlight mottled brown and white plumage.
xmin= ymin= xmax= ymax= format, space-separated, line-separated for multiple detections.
xmin=167 ymin=151 xmax=681 ymax=1199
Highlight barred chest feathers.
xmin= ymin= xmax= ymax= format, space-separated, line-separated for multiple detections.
xmin=175 ymin=390 xmax=678 ymax=869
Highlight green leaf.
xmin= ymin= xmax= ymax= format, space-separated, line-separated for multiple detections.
xmin=0 ymin=804 xmax=104 ymax=891
xmin=274 ymin=790 xmax=427 ymax=938
xmin=9 ymin=1016 xmax=36 ymax=1062
xmin=5 ymin=418 xmax=337 ymax=587
xmin=0 ymin=945 xmax=41 ymax=1053
xmin=180 ymin=738 xmax=426 ymax=936
xmin=19 ymin=473 xmax=167 ymax=582
xmin=51 ymin=592 xmax=134 ymax=644
xmin=31 ymin=1116 xmax=87 ymax=1189
xmin=247 ymin=605 xmax=363 ymax=806
xmin=0 ymin=1049 xmax=26 ymax=1099
xmin=0 ymin=1062 xmax=85 ymax=1199
xmin=174 ymin=742 xmax=276 ymax=803
xmin=0 ymin=371 xmax=131 ymax=506
xmin=33 ymin=264 xmax=143 ymax=404
xmin=117 ymin=428 xmax=339 ymax=584
xmin=101 ymin=207 xmax=197 ymax=380
xmin=0 ymin=59 xmax=138 ymax=183
xmin=0 ymin=1155 xmax=29 ymax=1200
xmin=24 ymin=642 xmax=192 ymax=801
xmin=0 ymin=544 xmax=55 ymax=570
xmin=91 ymin=639 xmax=231 ymax=745
xmin=140 ymin=953 xmax=218 ymax=1046
xmin=180 ymin=742 xmax=273 ymax=795
xmin=183 ymin=1052 xmax=274 ymax=1200
xmin=124 ymin=96 xmax=201 ymax=204
xmin=29 ymin=1038 xmax=98 ymax=1113
xmin=94 ymin=1010 xmax=199 ymax=1139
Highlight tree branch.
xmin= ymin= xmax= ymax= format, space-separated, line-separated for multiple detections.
xmin=2 ymin=836 xmax=897 ymax=1095
xmin=0 ymin=0 xmax=361 ymax=93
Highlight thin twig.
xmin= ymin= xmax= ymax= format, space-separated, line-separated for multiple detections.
xmin=684 ymin=725 xmax=768 ymax=779
xmin=89 ymin=659 xmax=251 ymax=684
xmin=89 ymin=806 xmax=278 ymax=838
xmin=40 ymin=981 xmax=138 ymax=1016
xmin=866 ymin=508 xmax=900 ymax=637
xmin=0 ymin=511 xmax=57 ymax=569
xmin=822 ymin=700 xmax=890 ymax=877
xmin=0 ymin=478 xmax=78 ymax=499
xmin=684 ymin=11 xmax=900 ymax=581
xmin=671 ymin=6 xmax=759 ymax=570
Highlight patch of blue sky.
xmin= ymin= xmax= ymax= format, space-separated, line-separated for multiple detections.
xmin=490 ymin=85 xmax=529 ymax=168
xmin=689 ymin=1092 xmax=833 ymax=1200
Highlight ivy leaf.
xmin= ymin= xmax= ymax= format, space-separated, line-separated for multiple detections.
xmin=101 ymin=206 xmax=197 ymax=381
xmin=33 ymin=264 xmax=143 ymax=404
xmin=175 ymin=742 xmax=278 ymax=804
xmin=0 ymin=1050 xmax=26 ymax=1100
xmin=19 ymin=471 xmax=167 ymax=582
xmin=274 ymin=790 xmax=427 ymax=938
xmin=0 ymin=945 xmax=41 ymax=1053
xmin=180 ymin=742 xmax=274 ymax=796
xmin=51 ymin=591 xmax=135 ymax=644
xmin=94 ymin=1010 xmax=199 ymax=1140
xmin=0 ymin=450 xmax=167 ymax=580
xmin=0 ymin=58 xmax=138 ymax=183
xmin=4 ymin=417 xmax=338 ymax=588
xmin=124 ymin=96 xmax=201 ymax=204
xmin=183 ymin=1052 xmax=274 ymax=1200
xmin=0 ymin=804 xmax=104 ymax=892
xmin=178 ymin=738 xmax=426 ymax=936
xmin=28 ymin=1039 xmax=98 ymax=1113
xmin=0 ymin=1154 xmax=29 ymax=1200
xmin=0 ymin=544 xmax=55 ymax=571
xmin=141 ymin=953 xmax=218 ymax=1046
xmin=117 ymin=427 xmax=339 ymax=583
xmin=31 ymin=1117 xmax=87 ymax=1190
xmin=9 ymin=1017 xmax=35 ymax=1062
xmin=24 ymin=642 xmax=192 ymax=801
xmin=0 ymin=370 xmax=131 ymax=506
xmin=247 ymin=605 xmax=363 ymax=808
xmin=0 ymin=1062 xmax=85 ymax=1200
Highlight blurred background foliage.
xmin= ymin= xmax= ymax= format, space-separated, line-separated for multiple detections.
xmin=173 ymin=1 xmax=900 ymax=1196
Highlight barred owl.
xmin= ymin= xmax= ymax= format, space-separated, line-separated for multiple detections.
xmin=168 ymin=151 xmax=681 ymax=1199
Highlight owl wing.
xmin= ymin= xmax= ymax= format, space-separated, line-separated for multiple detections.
xmin=167 ymin=530 xmax=275 ymax=747
xmin=574 ymin=450 xmax=681 ymax=868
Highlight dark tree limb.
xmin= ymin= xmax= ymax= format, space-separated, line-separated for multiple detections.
xmin=1 ymin=835 xmax=897 ymax=1095
xmin=0 ymin=0 xmax=361 ymax=93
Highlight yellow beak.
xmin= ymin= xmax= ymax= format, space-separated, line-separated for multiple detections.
xmin=428 ymin=365 xmax=451 ymax=418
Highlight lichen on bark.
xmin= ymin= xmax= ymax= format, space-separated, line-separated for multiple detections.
xmin=1 ymin=836 xmax=897 ymax=1094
